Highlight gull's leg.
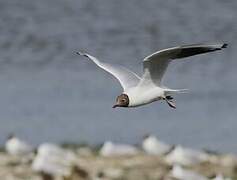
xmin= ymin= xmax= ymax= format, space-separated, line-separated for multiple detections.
xmin=165 ymin=95 xmax=173 ymax=100
xmin=163 ymin=96 xmax=176 ymax=109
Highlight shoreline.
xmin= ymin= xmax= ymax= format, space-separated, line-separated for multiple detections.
xmin=1 ymin=142 xmax=237 ymax=180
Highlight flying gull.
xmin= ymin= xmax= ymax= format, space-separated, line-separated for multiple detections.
xmin=77 ymin=43 xmax=227 ymax=109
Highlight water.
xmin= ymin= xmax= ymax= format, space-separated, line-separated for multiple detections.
xmin=0 ymin=0 xmax=236 ymax=153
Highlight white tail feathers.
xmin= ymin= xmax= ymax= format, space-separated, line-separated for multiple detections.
xmin=164 ymin=88 xmax=189 ymax=94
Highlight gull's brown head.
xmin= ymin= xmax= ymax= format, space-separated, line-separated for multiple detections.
xmin=113 ymin=94 xmax=129 ymax=108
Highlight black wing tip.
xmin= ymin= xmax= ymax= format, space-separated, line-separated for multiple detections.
xmin=214 ymin=43 xmax=228 ymax=51
xmin=75 ymin=51 xmax=84 ymax=55
xmin=76 ymin=51 xmax=81 ymax=55
xmin=222 ymin=43 xmax=228 ymax=49
xmin=75 ymin=51 xmax=89 ymax=58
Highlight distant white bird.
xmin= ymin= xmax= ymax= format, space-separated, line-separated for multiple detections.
xmin=77 ymin=43 xmax=227 ymax=108
xmin=100 ymin=141 xmax=139 ymax=156
xmin=142 ymin=134 xmax=173 ymax=155
xmin=36 ymin=143 xmax=76 ymax=160
xmin=170 ymin=165 xmax=208 ymax=180
xmin=5 ymin=134 xmax=33 ymax=156
xmin=32 ymin=143 xmax=77 ymax=177
xmin=165 ymin=145 xmax=209 ymax=166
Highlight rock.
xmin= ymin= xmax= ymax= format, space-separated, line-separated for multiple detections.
xmin=102 ymin=167 xmax=124 ymax=179
xmin=220 ymin=154 xmax=237 ymax=167
xmin=77 ymin=147 xmax=94 ymax=157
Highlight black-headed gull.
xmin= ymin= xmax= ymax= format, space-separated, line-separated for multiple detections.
xmin=142 ymin=134 xmax=173 ymax=155
xmin=77 ymin=43 xmax=227 ymax=108
xmin=165 ymin=145 xmax=209 ymax=166
xmin=170 ymin=165 xmax=208 ymax=180
xmin=100 ymin=141 xmax=139 ymax=156
xmin=32 ymin=143 xmax=77 ymax=178
xmin=5 ymin=134 xmax=33 ymax=156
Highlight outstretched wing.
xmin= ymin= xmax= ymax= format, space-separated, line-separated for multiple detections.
xmin=139 ymin=43 xmax=227 ymax=86
xmin=77 ymin=52 xmax=141 ymax=91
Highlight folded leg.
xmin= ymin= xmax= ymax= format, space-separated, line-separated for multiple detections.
xmin=164 ymin=96 xmax=176 ymax=109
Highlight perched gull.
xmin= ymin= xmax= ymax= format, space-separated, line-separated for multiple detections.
xmin=100 ymin=141 xmax=139 ymax=156
xmin=5 ymin=134 xmax=33 ymax=156
xmin=32 ymin=143 xmax=77 ymax=178
xmin=165 ymin=145 xmax=209 ymax=166
xmin=170 ymin=165 xmax=208 ymax=180
xmin=142 ymin=134 xmax=173 ymax=155
xmin=77 ymin=43 xmax=227 ymax=108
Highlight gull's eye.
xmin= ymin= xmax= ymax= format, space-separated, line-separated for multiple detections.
xmin=121 ymin=99 xmax=126 ymax=103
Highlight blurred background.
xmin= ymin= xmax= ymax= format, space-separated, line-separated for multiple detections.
xmin=0 ymin=0 xmax=236 ymax=153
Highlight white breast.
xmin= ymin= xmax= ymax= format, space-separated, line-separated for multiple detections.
xmin=125 ymin=86 xmax=165 ymax=107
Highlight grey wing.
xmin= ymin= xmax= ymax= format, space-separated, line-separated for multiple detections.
xmin=77 ymin=52 xmax=141 ymax=91
xmin=139 ymin=43 xmax=227 ymax=86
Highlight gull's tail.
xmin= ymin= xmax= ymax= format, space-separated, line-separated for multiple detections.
xmin=163 ymin=88 xmax=189 ymax=94
xmin=162 ymin=88 xmax=189 ymax=109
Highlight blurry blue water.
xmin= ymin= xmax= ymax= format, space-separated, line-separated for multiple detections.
xmin=0 ymin=0 xmax=236 ymax=153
